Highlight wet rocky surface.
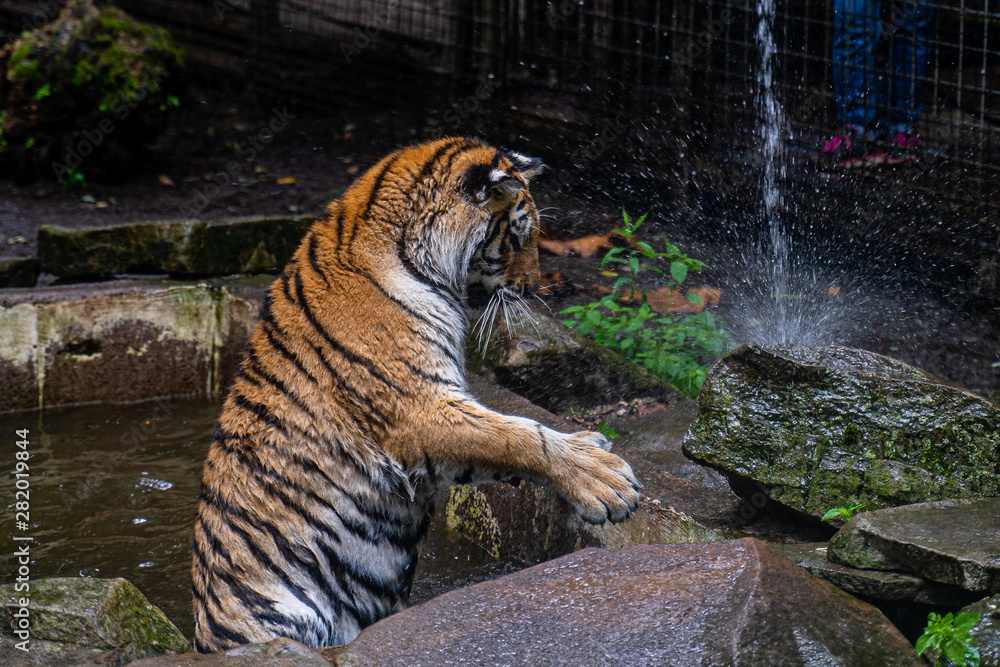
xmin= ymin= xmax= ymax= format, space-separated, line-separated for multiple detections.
xmin=684 ymin=342 xmax=1000 ymax=519
xmin=467 ymin=306 xmax=677 ymax=414
xmin=127 ymin=637 xmax=333 ymax=666
xmin=336 ymin=539 xmax=922 ymax=667
xmin=828 ymin=498 xmax=1000 ymax=593
xmin=774 ymin=542 xmax=980 ymax=606
xmin=959 ymin=594 xmax=1000 ymax=667
xmin=0 ymin=577 xmax=189 ymax=665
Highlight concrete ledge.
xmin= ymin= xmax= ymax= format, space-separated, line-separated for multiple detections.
xmin=0 ymin=278 xmax=266 ymax=412
xmin=38 ymin=215 xmax=314 ymax=279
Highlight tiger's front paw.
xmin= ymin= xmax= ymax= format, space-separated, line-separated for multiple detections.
xmin=555 ymin=431 xmax=641 ymax=525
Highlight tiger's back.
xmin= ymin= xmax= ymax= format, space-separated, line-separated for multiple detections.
xmin=192 ymin=137 xmax=639 ymax=651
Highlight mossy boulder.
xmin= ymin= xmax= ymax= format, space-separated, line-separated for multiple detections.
xmin=682 ymin=342 xmax=1000 ymax=520
xmin=0 ymin=577 xmax=190 ymax=664
xmin=0 ymin=0 xmax=184 ymax=179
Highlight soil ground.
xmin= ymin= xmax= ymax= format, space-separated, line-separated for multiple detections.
xmin=1 ymin=87 xmax=998 ymax=399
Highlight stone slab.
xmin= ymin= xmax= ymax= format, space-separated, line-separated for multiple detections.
xmin=774 ymin=542 xmax=976 ymax=606
xmin=828 ymin=498 xmax=1000 ymax=593
xmin=0 ymin=279 xmax=263 ymax=411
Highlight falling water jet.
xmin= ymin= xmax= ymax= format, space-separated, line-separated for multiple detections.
xmin=724 ymin=0 xmax=867 ymax=347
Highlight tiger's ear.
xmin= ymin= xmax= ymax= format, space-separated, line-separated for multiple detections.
xmin=506 ymin=152 xmax=545 ymax=182
xmin=463 ymin=164 xmax=524 ymax=204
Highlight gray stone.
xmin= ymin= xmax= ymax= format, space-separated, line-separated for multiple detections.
xmin=337 ymin=539 xmax=921 ymax=666
xmin=126 ymin=637 xmax=332 ymax=666
xmin=467 ymin=305 xmax=680 ymax=413
xmin=958 ymin=595 xmax=1000 ymax=667
xmin=774 ymin=542 xmax=975 ymax=606
xmin=828 ymin=498 xmax=1000 ymax=593
xmin=683 ymin=342 xmax=1000 ymax=520
xmin=0 ymin=577 xmax=190 ymax=665
xmin=0 ymin=279 xmax=263 ymax=411
xmin=38 ymin=216 xmax=313 ymax=279
xmin=448 ymin=373 xmax=721 ymax=562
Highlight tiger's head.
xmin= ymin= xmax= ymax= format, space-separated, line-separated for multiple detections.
xmin=347 ymin=137 xmax=544 ymax=318
xmin=454 ymin=146 xmax=544 ymax=309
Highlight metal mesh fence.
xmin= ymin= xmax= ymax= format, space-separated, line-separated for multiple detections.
xmin=3 ymin=2 xmax=997 ymax=176
xmin=2 ymin=1 xmax=998 ymax=283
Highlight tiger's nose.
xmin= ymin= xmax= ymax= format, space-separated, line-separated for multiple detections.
xmin=506 ymin=271 xmax=539 ymax=296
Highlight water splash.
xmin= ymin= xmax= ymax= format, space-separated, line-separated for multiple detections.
xmin=730 ymin=0 xmax=853 ymax=346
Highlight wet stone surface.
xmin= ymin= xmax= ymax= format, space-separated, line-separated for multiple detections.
xmin=467 ymin=306 xmax=677 ymax=413
xmin=0 ymin=279 xmax=261 ymax=411
xmin=958 ymin=594 xmax=1000 ymax=667
xmin=0 ymin=577 xmax=189 ymax=665
xmin=336 ymin=539 xmax=921 ymax=667
xmin=127 ymin=637 xmax=333 ymax=666
xmin=774 ymin=542 xmax=978 ymax=606
xmin=683 ymin=342 xmax=1000 ymax=519
xmin=828 ymin=498 xmax=1000 ymax=593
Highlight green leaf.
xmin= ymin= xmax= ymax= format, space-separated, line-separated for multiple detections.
xmin=915 ymin=633 xmax=932 ymax=656
xmin=670 ymin=261 xmax=689 ymax=284
xmin=954 ymin=613 xmax=980 ymax=633
xmin=944 ymin=640 xmax=969 ymax=664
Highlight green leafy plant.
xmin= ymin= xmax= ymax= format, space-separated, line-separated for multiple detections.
xmin=61 ymin=167 xmax=87 ymax=190
xmin=821 ymin=501 xmax=866 ymax=522
xmin=561 ymin=210 xmax=732 ymax=399
xmin=595 ymin=420 xmax=620 ymax=439
xmin=916 ymin=612 xmax=980 ymax=667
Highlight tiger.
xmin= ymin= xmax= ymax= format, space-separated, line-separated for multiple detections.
xmin=191 ymin=136 xmax=641 ymax=652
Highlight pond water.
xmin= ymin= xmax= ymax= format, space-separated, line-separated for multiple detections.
xmin=0 ymin=397 xmax=518 ymax=639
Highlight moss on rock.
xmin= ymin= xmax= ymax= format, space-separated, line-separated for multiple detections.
xmin=0 ymin=577 xmax=190 ymax=663
xmin=0 ymin=0 xmax=184 ymax=179
xmin=683 ymin=342 xmax=1000 ymax=519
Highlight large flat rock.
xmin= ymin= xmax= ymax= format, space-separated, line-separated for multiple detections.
xmin=683 ymin=342 xmax=1000 ymax=519
xmin=774 ymin=542 xmax=977 ymax=606
xmin=828 ymin=498 xmax=1000 ymax=593
xmin=336 ymin=539 xmax=921 ymax=666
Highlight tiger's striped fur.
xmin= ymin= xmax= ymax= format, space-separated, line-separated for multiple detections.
xmin=191 ymin=137 xmax=640 ymax=651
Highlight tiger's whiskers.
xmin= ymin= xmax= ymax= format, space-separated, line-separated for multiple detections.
xmin=472 ymin=288 xmax=539 ymax=353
